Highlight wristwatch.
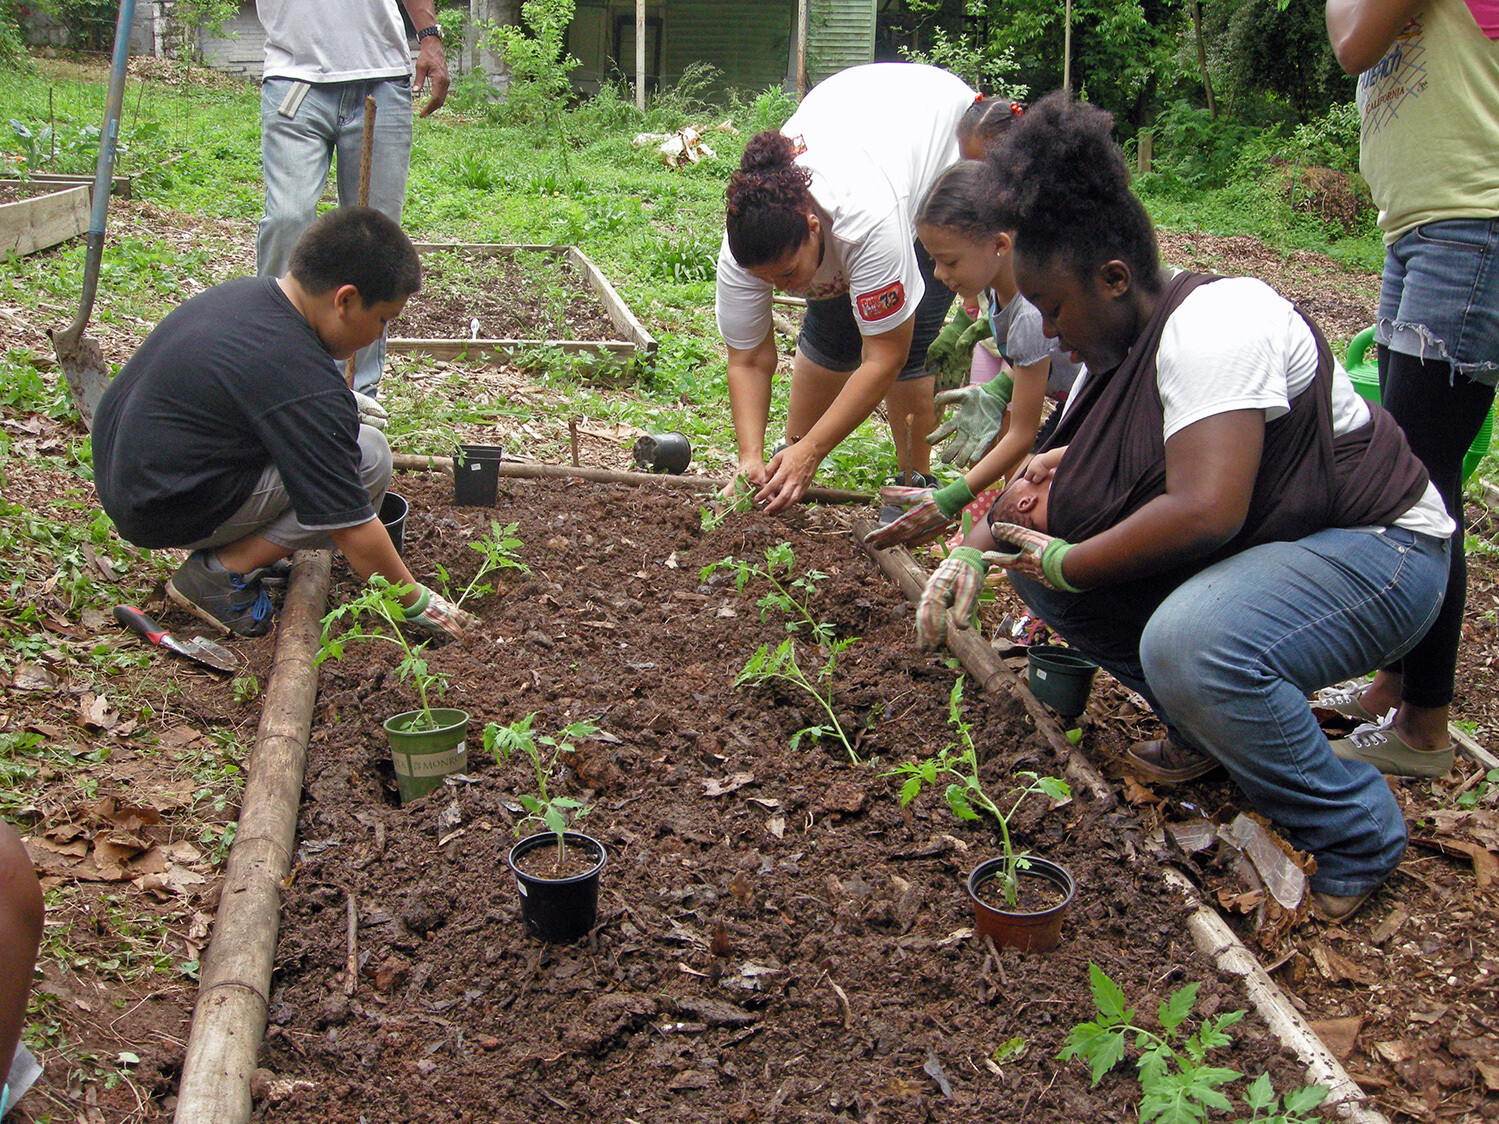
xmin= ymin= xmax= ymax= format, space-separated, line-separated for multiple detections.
xmin=415 ymin=24 xmax=442 ymax=42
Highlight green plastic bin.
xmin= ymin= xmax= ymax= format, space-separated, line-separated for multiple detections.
xmin=1343 ymin=326 xmax=1493 ymax=484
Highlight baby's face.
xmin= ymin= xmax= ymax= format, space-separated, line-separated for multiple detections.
xmin=988 ymin=470 xmax=1050 ymax=535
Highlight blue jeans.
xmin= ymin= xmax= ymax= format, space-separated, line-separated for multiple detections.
xmin=257 ymin=75 xmax=414 ymax=395
xmin=1377 ymin=217 xmax=1499 ymax=387
xmin=1013 ymin=526 xmax=1449 ymax=896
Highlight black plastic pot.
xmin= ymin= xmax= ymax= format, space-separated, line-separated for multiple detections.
xmin=967 ymin=855 xmax=1076 ymax=953
xmin=453 ymin=444 xmax=504 ymax=506
xmin=1026 ymin=644 xmax=1098 ymax=720
xmin=506 ymin=831 xmax=607 ymax=943
xmin=631 ymin=432 xmax=692 ymax=474
xmin=379 ymin=490 xmax=407 ymax=555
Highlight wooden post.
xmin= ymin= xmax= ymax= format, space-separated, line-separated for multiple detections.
xmin=1063 ymin=0 xmax=1072 ymax=95
xmin=172 ymin=551 xmax=332 ymax=1124
xmin=1137 ymin=129 xmax=1153 ymax=176
xmin=635 ymin=0 xmax=646 ymax=111
xmin=796 ymin=0 xmax=809 ymax=97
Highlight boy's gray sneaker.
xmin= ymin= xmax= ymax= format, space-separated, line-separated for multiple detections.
xmin=166 ymin=550 xmax=274 ymax=637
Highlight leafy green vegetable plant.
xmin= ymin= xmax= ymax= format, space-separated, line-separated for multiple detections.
xmin=434 ymin=519 xmax=529 ymax=608
xmin=316 ymin=577 xmax=448 ymax=730
xmin=1060 ymin=964 xmax=1331 ymax=1124
xmin=886 ymin=677 xmax=1069 ymax=906
xmin=483 ymin=714 xmax=600 ymax=863
xmin=735 ymin=636 xmax=859 ymax=762
xmin=702 ymin=543 xmax=835 ymax=649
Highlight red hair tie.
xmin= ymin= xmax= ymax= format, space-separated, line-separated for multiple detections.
xmin=1009 ymin=101 xmax=1024 ymax=117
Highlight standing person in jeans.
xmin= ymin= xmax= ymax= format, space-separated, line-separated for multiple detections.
xmin=255 ymin=0 xmax=450 ymax=396
xmin=1323 ymin=0 xmax=1499 ymax=776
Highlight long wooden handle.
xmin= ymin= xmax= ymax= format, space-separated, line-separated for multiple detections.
xmin=345 ymin=95 xmax=378 ymax=389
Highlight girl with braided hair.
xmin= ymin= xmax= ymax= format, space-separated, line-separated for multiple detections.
xmin=715 ymin=63 xmax=976 ymax=513
xmin=916 ymin=92 xmax=1455 ymax=921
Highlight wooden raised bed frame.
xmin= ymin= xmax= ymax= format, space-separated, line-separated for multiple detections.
xmin=0 ymin=181 xmax=90 ymax=258
xmin=388 ymin=242 xmax=657 ymax=372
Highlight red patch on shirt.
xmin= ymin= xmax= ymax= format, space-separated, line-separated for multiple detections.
xmin=856 ymin=281 xmax=906 ymax=322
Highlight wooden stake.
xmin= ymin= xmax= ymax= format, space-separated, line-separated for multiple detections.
xmin=568 ymin=418 xmax=581 ymax=467
xmin=901 ymin=412 xmax=915 ymax=484
xmin=344 ymin=891 xmax=358 ymax=996
xmin=345 ymin=95 xmax=377 ymax=391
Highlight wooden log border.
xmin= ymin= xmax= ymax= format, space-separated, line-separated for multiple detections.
xmin=0 ymin=183 xmax=89 ymax=258
xmin=388 ymin=243 xmax=657 ymax=371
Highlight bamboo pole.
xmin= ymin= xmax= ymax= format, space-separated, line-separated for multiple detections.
xmin=173 ymin=550 xmax=332 ymax=1124
xmin=345 ymin=96 xmax=377 ymax=390
xmin=389 ymin=453 xmax=875 ymax=505
xmin=855 ymin=521 xmax=1390 ymax=1122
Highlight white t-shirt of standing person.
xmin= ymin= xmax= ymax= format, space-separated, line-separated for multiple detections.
xmin=715 ymin=63 xmax=976 ymax=349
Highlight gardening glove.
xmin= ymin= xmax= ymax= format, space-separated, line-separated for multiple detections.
xmin=985 ymin=522 xmax=1081 ymax=593
xmin=403 ymin=584 xmax=478 ymax=640
xmin=352 ymin=390 xmax=389 ymax=431
xmin=926 ymin=370 xmax=1015 ymax=467
xmin=864 ymin=478 xmax=977 ymax=549
xmin=915 ymin=546 xmax=990 ymax=649
xmin=925 ymin=306 xmax=978 ymax=394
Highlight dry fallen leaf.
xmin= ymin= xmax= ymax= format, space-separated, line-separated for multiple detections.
xmin=702 ymin=772 xmax=754 ymax=797
xmin=1308 ymin=1016 xmax=1363 ymax=1060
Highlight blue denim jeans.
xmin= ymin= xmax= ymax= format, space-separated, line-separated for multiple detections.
xmin=1013 ymin=526 xmax=1449 ymax=896
xmin=257 ymin=75 xmax=414 ymax=395
xmin=1377 ymin=217 xmax=1499 ymax=387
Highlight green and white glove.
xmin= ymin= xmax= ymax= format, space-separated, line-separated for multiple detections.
xmin=352 ymin=390 xmax=389 ymax=431
xmin=926 ymin=307 xmax=993 ymax=394
xmin=404 ymin=583 xmax=478 ymax=639
xmin=926 ymin=370 xmax=1016 ymax=467
xmin=864 ymin=478 xmax=977 ymax=550
xmin=915 ymin=546 xmax=990 ymax=648
xmin=985 ymin=522 xmax=1080 ymax=592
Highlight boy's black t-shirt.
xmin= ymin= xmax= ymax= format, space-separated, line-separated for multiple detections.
xmin=91 ymin=276 xmax=373 ymax=549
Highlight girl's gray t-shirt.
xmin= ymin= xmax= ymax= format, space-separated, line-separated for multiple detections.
xmin=985 ymin=289 xmax=1083 ymax=397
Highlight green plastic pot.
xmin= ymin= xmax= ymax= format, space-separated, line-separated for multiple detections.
xmin=382 ymin=707 xmax=469 ymax=803
xmin=1026 ymin=645 xmax=1098 ymax=720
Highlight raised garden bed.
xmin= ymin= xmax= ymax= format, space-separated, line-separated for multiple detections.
xmin=247 ymin=475 xmax=1345 ymax=1123
xmin=0 ymin=178 xmax=89 ymax=257
xmin=388 ymin=243 xmax=657 ymax=373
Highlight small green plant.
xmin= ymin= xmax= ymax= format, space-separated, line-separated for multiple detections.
xmin=483 ymin=714 xmax=599 ymax=862
xmin=700 ymin=477 xmax=754 ymax=532
xmin=435 ymin=519 xmax=529 ymax=608
xmin=1060 ymin=964 xmax=1331 ymax=1124
xmin=885 ymin=677 xmax=1069 ymax=906
xmin=316 ymin=577 xmax=447 ymax=729
xmin=1457 ymin=768 xmax=1499 ymax=810
xmin=231 ymin=675 xmax=259 ymax=704
xmin=701 ymin=543 xmax=835 ymax=648
xmin=736 ymin=635 xmax=860 ymax=762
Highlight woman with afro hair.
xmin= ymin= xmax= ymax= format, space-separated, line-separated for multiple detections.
xmin=916 ymin=92 xmax=1455 ymax=921
xmin=715 ymin=63 xmax=977 ymax=513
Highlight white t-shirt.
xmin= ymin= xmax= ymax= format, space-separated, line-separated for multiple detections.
xmin=1065 ymin=277 xmax=1454 ymax=538
xmin=258 ymin=0 xmax=413 ymax=83
xmin=716 ymin=64 xmax=976 ymax=350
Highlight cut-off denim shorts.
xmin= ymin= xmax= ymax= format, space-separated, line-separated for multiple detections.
xmin=798 ymin=239 xmax=955 ymax=381
xmin=1377 ymin=216 xmax=1499 ymax=387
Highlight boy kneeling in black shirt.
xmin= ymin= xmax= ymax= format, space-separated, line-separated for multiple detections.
xmin=92 ymin=206 xmax=472 ymax=639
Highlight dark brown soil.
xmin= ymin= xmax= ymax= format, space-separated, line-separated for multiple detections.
xmin=252 ymin=475 xmax=1329 ymax=1124
xmin=0 ymin=180 xmax=78 ymax=205
xmin=396 ymin=250 xmax=620 ymax=342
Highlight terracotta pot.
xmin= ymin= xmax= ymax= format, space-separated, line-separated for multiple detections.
xmin=507 ymin=831 xmax=607 ymax=943
xmin=967 ymin=855 xmax=1075 ymax=953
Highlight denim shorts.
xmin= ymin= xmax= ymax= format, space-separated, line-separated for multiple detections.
xmin=798 ymin=239 xmax=955 ymax=380
xmin=1377 ymin=217 xmax=1499 ymax=386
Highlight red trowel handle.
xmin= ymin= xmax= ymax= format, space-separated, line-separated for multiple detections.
xmin=113 ymin=604 xmax=168 ymax=645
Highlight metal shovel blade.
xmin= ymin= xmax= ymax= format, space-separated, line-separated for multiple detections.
xmin=49 ymin=0 xmax=134 ymax=431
